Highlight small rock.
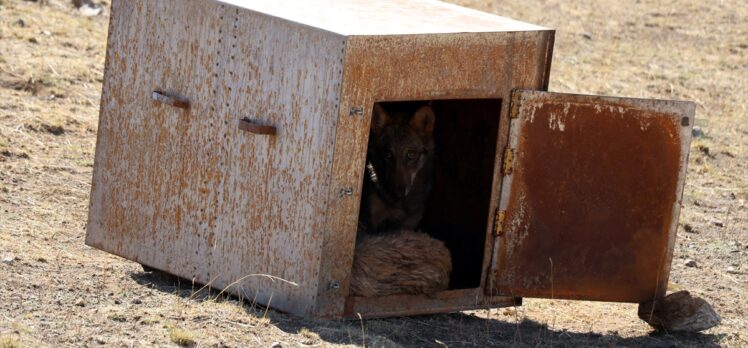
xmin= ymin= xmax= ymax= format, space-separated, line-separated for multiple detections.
xmin=28 ymin=37 xmax=39 ymax=44
xmin=638 ymin=290 xmax=721 ymax=332
xmin=73 ymin=0 xmax=103 ymax=16
xmin=94 ymin=336 xmax=106 ymax=345
xmin=114 ymin=299 xmax=121 ymax=304
xmin=714 ymin=221 xmax=725 ymax=228
xmin=692 ymin=126 xmax=704 ymax=138
xmin=581 ymin=32 xmax=593 ymax=40
xmin=2 ymin=255 xmax=15 ymax=265
xmin=270 ymin=342 xmax=283 ymax=348
xmin=75 ymin=298 xmax=86 ymax=307
xmin=79 ymin=5 xmax=102 ymax=16
xmin=41 ymin=30 xmax=51 ymax=36
xmin=698 ymin=145 xmax=711 ymax=157
xmin=131 ymin=298 xmax=142 ymax=305
xmin=683 ymin=224 xmax=697 ymax=233
xmin=14 ymin=19 xmax=26 ymax=27
xmin=684 ymin=259 xmax=698 ymax=268
xmin=726 ymin=266 xmax=738 ymax=274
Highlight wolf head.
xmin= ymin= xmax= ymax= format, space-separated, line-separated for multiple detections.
xmin=368 ymin=104 xmax=436 ymax=200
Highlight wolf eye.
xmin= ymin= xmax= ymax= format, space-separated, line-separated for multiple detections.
xmin=406 ymin=151 xmax=419 ymax=160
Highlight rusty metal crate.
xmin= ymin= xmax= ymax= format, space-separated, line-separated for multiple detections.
xmin=86 ymin=0 xmax=695 ymax=319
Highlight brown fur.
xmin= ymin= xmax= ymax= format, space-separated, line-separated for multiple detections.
xmin=350 ymin=230 xmax=452 ymax=297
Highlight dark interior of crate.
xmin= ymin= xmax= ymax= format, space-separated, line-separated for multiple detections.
xmin=357 ymin=99 xmax=502 ymax=292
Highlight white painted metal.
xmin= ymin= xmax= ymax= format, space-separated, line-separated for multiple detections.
xmin=217 ymin=0 xmax=548 ymax=36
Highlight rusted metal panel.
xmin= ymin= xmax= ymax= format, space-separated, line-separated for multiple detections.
xmin=217 ymin=0 xmax=547 ymax=36
xmin=207 ymin=6 xmax=346 ymax=316
xmin=86 ymin=0 xmax=346 ymax=316
xmin=314 ymin=30 xmax=554 ymax=317
xmin=487 ymin=90 xmax=695 ymax=303
xmin=87 ymin=0 xmax=231 ymax=285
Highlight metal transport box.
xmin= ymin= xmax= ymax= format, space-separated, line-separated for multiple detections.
xmin=86 ymin=0 xmax=695 ymax=319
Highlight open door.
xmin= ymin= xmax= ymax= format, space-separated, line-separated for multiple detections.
xmin=487 ymin=90 xmax=695 ymax=303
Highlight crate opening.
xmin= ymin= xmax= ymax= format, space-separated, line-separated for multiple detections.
xmin=354 ymin=99 xmax=502 ymax=297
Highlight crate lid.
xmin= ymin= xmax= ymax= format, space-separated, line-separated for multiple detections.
xmin=217 ymin=0 xmax=548 ymax=36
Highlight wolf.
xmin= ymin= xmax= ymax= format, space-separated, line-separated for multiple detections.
xmin=358 ymin=103 xmax=436 ymax=235
xmin=351 ymin=104 xmax=451 ymax=297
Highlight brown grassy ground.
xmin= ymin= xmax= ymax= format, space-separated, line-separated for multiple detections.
xmin=0 ymin=0 xmax=746 ymax=347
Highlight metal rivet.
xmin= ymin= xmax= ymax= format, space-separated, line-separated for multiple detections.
xmin=329 ymin=282 xmax=340 ymax=290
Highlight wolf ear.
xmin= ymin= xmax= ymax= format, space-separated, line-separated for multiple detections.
xmin=410 ymin=106 xmax=435 ymax=137
xmin=371 ymin=104 xmax=391 ymax=135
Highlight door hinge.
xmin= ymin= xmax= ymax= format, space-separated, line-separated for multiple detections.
xmin=493 ymin=209 xmax=506 ymax=236
xmin=339 ymin=187 xmax=354 ymax=197
xmin=502 ymin=147 xmax=514 ymax=176
xmin=509 ymin=91 xmax=522 ymax=119
xmin=349 ymin=106 xmax=364 ymax=116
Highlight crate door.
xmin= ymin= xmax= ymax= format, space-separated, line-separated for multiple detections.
xmin=486 ymin=90 xmax=695 ymax=303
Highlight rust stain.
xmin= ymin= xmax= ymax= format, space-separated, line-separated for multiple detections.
xmin=490 ymin=91 xmax=694 ymax=303
xmin=315 ymin=31 xmax=554 ymax=318
xmin=85 ymin=0 xmax=696 ymax=319
xmin=86 ymin=0 xmax=707 ymax=320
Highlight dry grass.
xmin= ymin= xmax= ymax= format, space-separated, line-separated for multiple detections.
xmin=0 ymin=0 xmax=746 ymax=347
xmin=167 ymin=326 xmax=197 ymax=347
xmin=0 ymin=336 xmax=22 ymax=348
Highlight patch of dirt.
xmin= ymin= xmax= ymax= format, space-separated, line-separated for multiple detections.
xmin=1 ymin=0 xmax=746 ymax=347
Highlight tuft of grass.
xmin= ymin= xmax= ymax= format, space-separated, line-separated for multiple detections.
xmin=298 ymin=328 xmax=320 ymax=345
xmin=0 ymin=139 xmax=29 ymax=159
xmin=139 ymin=317 xmax=160 ymax=326
xmin=167 ymin=327 xmax=196 ymax=347
xmin=107 ymin=313 xmax=127 ymax=322
xmin=255 ymin=316 xmax=271 ymax=326
xmin=24 ymin=115 xmax=67 ymax=136
xmin=0 ymin=336 xmax=22 ymax=348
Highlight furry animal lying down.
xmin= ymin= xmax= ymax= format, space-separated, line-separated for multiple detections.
xmin=350 ymin=229 xmax=451 ymax=297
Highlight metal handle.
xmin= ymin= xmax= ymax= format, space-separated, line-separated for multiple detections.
xmin=152 ymin=91 xmax=190 ymax=110
xmin=239 ymin=118 xmax=277 ymax=136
